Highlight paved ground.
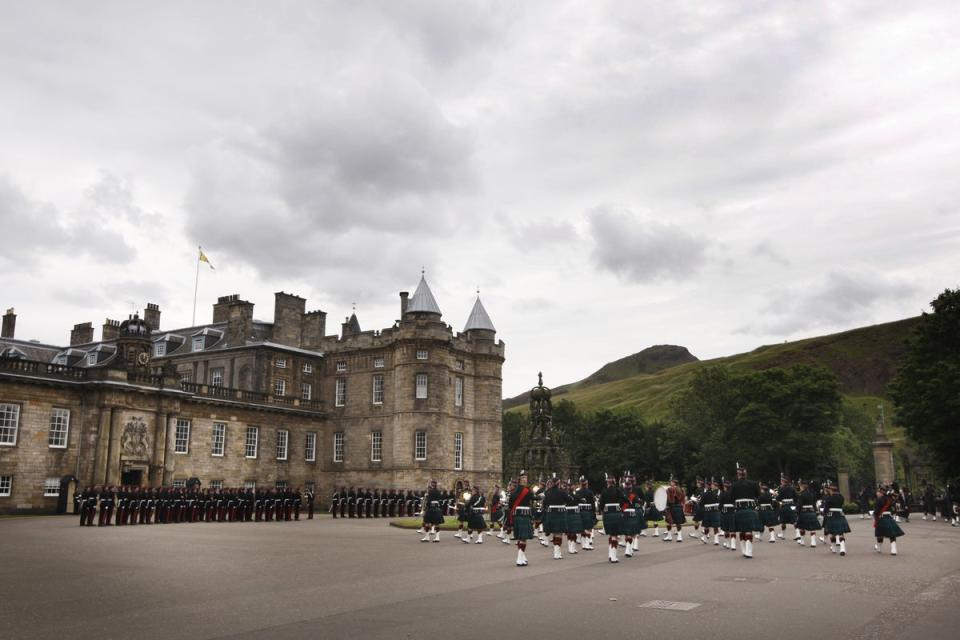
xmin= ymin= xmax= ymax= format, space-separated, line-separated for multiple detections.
xmin=2 ymin=514 xmax=959 ymax=640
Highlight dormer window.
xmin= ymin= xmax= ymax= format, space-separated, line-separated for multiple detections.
xmin=87 ymin=351 xmax=98 ymax=366
xmin=192 ymin=336 xmax=204 ymax=352
xmin=53 ymin=354 xmax=68 ymax=365
xmin=154 ymin=341 xmax=166 ymax=357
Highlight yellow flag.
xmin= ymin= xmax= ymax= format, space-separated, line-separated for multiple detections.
xmin=199 ymin=248 xmax=215 ymax=270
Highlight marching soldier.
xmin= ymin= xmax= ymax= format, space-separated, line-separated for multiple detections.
xmin=97 ymin=485 xmax=115 ymax=527
xmin=421 ymin=479 xmax=445 ymax=543
xmin=796 ymin=479 xmax=822 ymax=547
xmin=719 ymin=477 xmax=736 ymax=551
xmin=509 ymin=471 xmax=534 ymax=566
xmin=778 ymin=474 xmax=799 ymax=539
xmin=574 ymin=476 xmax=597 ymax=550
xmin=489 ymin=483 xmax=505 ymax=539
xmin=464 ymin=487 xmax=487 ymax=544
xmin=621 ymin=473 xmax=642 ymax=557
xmin=501 ymin=479 xmax=517 ymax=544
xmin=874 ymin=485 xmax=905 ymax=555
xmin=541 ymin=476 xmax=567 ymax=559
xmin=758 ymin=481 xmax=779 ymax=542
xmin=690 ymin=477 xmax=705 ymax=540
xmin=643 ymin=480 xmax=662 ymax=538
xmin=562 ymin=479 xmax=581 ymax=555
xmin=663 ymin=476 xmax=686 ymax=542
xmin=699 ymin=477 xmax=721 ymax=545
xmin=600 ymin=473 xmax=626 ymax=563
xmin=731 ymin=463 xmax=762 ymax=559
xmin=822 ymin=480 xmax=851 ymax=556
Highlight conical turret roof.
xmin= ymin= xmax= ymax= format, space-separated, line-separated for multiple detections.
xmin=463 ymin=295 xmax=495 ymax=332
xmin=407 ymin=275 xmax=442 ymax=315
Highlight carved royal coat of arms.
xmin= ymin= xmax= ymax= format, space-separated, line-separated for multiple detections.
xmin=121 ymin=416 xmax=150 ymax=459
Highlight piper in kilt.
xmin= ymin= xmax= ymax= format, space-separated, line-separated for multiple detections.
xmin=575 ymin=476 xmax=597 ymax=550
xmin=542 ymin=476 xmax=568 ymax=560
xmin=719 ymin=478 xmax=737 ymax=551
xmin=621 ymin=472 xmax=642 ymax=557
xmin=821 ymin=481 xmax=850 ymax=556
xmin=490 ymin=483 xmax=506 ymax=541
xmin=663 ymin=477 xmax=686 ymax=542
xmin=690 ymin=477 xmax=705 ymax=540
xmin=454 ymin=481 xmax=471 ymax=540
xmin=510 ymin=471 xmax=534 ymax=566
xmin=731 ymin=463 xmax=762 ymax=558
xmin=464 ymin=488 xmax=487 ymax=544
xmin=501 ymin=479 xmax=517 ymax=544
xmin=421 ymin=480 xmax=445 ymax=543
xmin=796 ymin=479 xmax=822 ymax=548
xmin=874 ymin=486 xmax=905 ymax=555
xmin=758 ymin=481 xmax=779 ymax=543
xmin=562 ymin=479 xmax=581 ymax=555
xmin=699 ymin=478 xmax=722 ymax=545
xmin=600 ymin=474 xmax=626 ymax=563
xmin=643 ymin=480 xmax=661 ymax=537
xmin=777 ymin=475 xmax=800 ymax=540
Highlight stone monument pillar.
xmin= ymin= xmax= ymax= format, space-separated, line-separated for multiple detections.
xmin=872 ymin=406 xmax=895 ymax=486
xmin=510 ymin=373 xmax=576 ymax=482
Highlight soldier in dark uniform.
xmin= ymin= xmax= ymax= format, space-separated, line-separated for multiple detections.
xmin=98 ymin=485 xmax=115 ymax=526
xmin=731 ymin=463 xmax=762 ymax=558
xmin=464 ymin=487 xmax=487 ymax=544
xmin=822 ymin=480 xmax=851 ymax=555
xmin=699 ymin=478 xmax=721 ymax=545
xmin=778 ymin=474 xmax=799 ymax=539
xmin=921 ymin=482 xmax=936 ymax=521
xmin=600 ymin=473 xmax=625 ymax=563
xmin=305 ymin=486 xmax=315 ymax=519
xmin=690 ymin=477 xmax=705 ymax=540
xmin=329 ymin=487 xmax=339 ymax=518
xmin=719 ymin=477 xmax=736 ymax=551
xmin=621 ymin=473 xmax=642 ymax=557
xmin=346 ymin=486 xmax=357 ymax=518
xmin=643 ymin=480 xmax=662 ymax=538
xmin=874 ymin=485 xmax=905 ymax=555
xmin=73 ymin=486 xmax=83 ymax=518
xmin=115 ymin=485 xmax=127 ymax=526
xmin=574 ymin=476 xmax=596 ymax=550
xmin=663 ymin=476 xmax=686 ymax=542
xmin=129 ymin=486 xmax=142 ymax=525
xmin=541 ymin=476 xmax=567 ymax=559
xmin=489 ymin=483 xmax=505 ymax=540
xmin=796 ymin=479 xmax=822 ymax=547
xmin=421 ymin=479 xmax=445 ymax=542
xmin=562 ymin=479 xmax=581 ymax=555
xmin=292 ymin=487 xmax=302 ymax=521
xmin=501 ymin=479 xmax=517 ymax=544
xmin=509 ymin=471 xmax=534 ymax=566
xmin=758 ymin=481 xmax=779 ymax=542
xmin=80 ymin=486 xmax=98 ymax=526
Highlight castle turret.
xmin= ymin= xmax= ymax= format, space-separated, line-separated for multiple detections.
xmin=463 ymin=294 xmax=496 ymax=341
xmin=404 ymin=274 xmax=442 ymax=321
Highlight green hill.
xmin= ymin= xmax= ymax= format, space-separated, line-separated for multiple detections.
xmin=506 ymin=316 xmax=920 ymax=420
xmin=503 ymin=344 xmax=698 ymax=410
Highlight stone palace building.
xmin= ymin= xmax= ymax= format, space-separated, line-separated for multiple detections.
xmin=0 ymin=276 xmax=504 ymax=514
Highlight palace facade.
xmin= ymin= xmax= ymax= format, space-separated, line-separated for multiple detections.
xmin=0 ymin=276 xmax=504 ymax=514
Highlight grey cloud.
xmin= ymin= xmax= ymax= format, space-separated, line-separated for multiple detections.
xmin=737 ymin=271 xmax=918 ymax=336
xmin=588 ymin=206 xmax=708 ymax=282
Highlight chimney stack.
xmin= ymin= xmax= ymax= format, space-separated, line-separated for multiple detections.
xmin=1 ymin=308 xmax=15 ymax=339
xmin=400 ymin=291 xmax=409 ymax=316
xmin=70 ymin=322 xmax=94 ymax=346
xmin=102 ymin=319 xmax=121 ymax=341
xmin=143 ymin=303 xmax=161 ymax=331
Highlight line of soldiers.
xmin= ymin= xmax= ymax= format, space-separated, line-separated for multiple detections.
xmin=74 ymin=485 xmax=315 ymax=526
xmin=329 ymin=487 xmax=429 ymax=518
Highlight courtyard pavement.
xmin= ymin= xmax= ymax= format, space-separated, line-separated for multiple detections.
xmin=2 ymin=514 xmax=959 ymax=639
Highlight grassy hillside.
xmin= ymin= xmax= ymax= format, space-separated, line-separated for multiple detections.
xmin=503 ymin=344 xmax=698 ymax=410
xmin=507 ymin=316 xmax=920 ymax=420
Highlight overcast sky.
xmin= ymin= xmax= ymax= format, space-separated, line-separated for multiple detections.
xmin=1 ymin=1 xmax=957 ymax=397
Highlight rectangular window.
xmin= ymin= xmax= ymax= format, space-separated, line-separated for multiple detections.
xmin=371 ymin=430 xmax=382 ymax=462
xmin=301 ymin=382 xmax=312 ymax=400
xmin=87 ymin=351 xmax=97 ymax=366
xmin=414 ymin=431 xmax=427 ymax=461
xmin=454 ymin=432 xmax=463 ymax=471
xmin=0 ymin=475 xmax=11 ymax=497
xmin=416 ymin=349 xmax=428 ymax=360
xmin=336 ymin=360 xmax=347 ymax=372
xmin=372 ymin=374 xmax=384 ymax=405
xmin=276 ymin=429 xmax=289 ymax=460
xmin=244 ymin=479 xmax=256 ymax=489
xmin=211 ymin=422 xmax=226 ymax=457
xmin=211 ymin=368 xmax=224 ymax=387
xmin=44 ymin=478 xmax=60 ymax=496
xmin=274 ymin=378 xmax=286 ymax=396
xmin=154 ymin=342 xmax=166 ymax=357
xmin=174 ymin=418 xmax=191 ymax=454
xmin=275 ymin=480 xmax=287 ymax=490
xmin=303 ymin=363 xmax=313 ymax=373
xmin=334 ymin=431 xmax=344 ymax=462
xmin=373 ymin=357 xmax=384 ymax=369
xmin=173 ymin=479 xmax=186 ymax=489
xmin=305 ymin=481 xmax=315 ymax=493
xmin=415 ymin=374 xmax=428 ymax=399
xmin=210 ymin=479 xmax=223 ymax=490
xmin=455 ymin=359 xmax=464 ymax=370
xmin=305 ymin=432 xmax=317 ymax=462
xmin=245 ymin=426 xmax=259 ymax=459
xmin=335 ymin=378 xmax=346 ymax=407
xmin=192 ymin=336 xmax=204 ymax=352
xmin=275 ymin=358 xmax=287 ymax=369
xmin=48 ymin=408 xmax=70 ymax=448
xmin=0 ymin=403 xmax=20 ymax=446
xmin=455 ymin=377 xmax=464 ymax=407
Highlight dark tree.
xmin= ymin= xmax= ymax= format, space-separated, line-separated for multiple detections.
xmin=890 ymin=288 xmax=960 ymax=476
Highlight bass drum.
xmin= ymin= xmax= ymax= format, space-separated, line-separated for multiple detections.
xmin=654 ymin=485 xmax=668 ymax=512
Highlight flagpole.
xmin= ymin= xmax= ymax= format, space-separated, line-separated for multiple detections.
xmin=192 ymin=245 xmax=201 ymax=326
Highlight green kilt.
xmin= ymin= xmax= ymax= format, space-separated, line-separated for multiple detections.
xmin=668 ymin=503 xmax=686 ymax=525
xmin=544 ymin=509 xmax=567 ymax=535
xmin=721 ymin=508 xmax=736 ymax=532
xmin=602 ymin=510 xmax=624 ymax=536
xmin=823 ymin=512 xmax=851 ymax=535
xmin=565 ymin=509 xmax=581 ymax=535
xmin=735 ymin=507 xmax=763 ymax=533
xmin=797 ymin=509 xmax=822 ymax=531
xmin=489 ymin=508 xmax=503 ymax=526
xmin=513 ymin=512 xmax=534 ymax=540
xmin=622 ymin=509 xmax=640 ymax=535
xmin=702 ymin=508 xmax=721 ymax=528
xmin=424 ymin=503 xmax=444 ymax=526
xmin=779 ymin=504 xmax=798 ymax=525
xmin=644 ymin=505 xmax=661 ymax=522
xmin=579 ymin=508 xmax=597 ymax=531
xmin=456 ymin=506 xmax=468 ymax=523
xmin=759 ymin=506 xmax=779 ymax=528
xmin=637 ymin=510 xmax=648 ymax=530
xmin=693 ymin=501 xmax=704 ymax=523
xmin=467 ymin=510 xmax=486 ymax=531
xmin=875 ymin=514 xmax=904 ymax=539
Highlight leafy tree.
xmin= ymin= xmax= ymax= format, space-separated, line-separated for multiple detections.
xmin=890 ymin=288 xmax=960 ymax=476
xmin=501 ymin=411 xmax=526 ymax=477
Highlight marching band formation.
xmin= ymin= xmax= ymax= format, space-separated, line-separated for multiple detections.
xmin=73 ymin=485 xmax=315 ymax=525
xmin=410 ymin=464 xmax=926 ymax=567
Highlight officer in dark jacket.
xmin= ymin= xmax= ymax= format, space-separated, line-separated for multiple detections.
xmin=599 ymin=474 xmax=626 ymax=563
xmin=778 ymin=475 xmax=799 ymax=539
xmin=730 ymin=463 xmax=762 ymax=558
